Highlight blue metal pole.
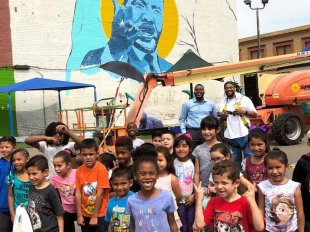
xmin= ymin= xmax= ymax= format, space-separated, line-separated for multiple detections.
xmin=8 ymin=93 xmax=14 ymax=136
xmin=58 ymin=91 xmax=62 ymax=110
xmin=94 ymin=87 xmax=97 ymax=102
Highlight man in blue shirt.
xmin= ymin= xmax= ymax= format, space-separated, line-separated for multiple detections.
xmin=179 ymin=84 xmax=218 ymax=148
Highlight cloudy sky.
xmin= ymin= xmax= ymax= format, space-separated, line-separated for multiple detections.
xmin=237 ymin=0 xmax=310 ymax=38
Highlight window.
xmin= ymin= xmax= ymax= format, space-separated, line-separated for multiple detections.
xmin=273 ymin=41 xmax=293 ymax=56
xmin=276 ymin=45 xmax=291 ymax=55
xmin=249 ymin=49 xmax=264 ymax=59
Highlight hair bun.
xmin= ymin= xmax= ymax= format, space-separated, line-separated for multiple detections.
xmin=272 ymin=147 xmax=280 ymax=151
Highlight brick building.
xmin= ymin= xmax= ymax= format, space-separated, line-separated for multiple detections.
xmin=239 ymin=24 xmax=310 ymax=61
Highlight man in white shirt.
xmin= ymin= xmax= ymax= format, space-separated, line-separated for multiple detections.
xmin=220 ymin=81 xmax=257 ymax=168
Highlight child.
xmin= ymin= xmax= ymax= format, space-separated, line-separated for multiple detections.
xmin=126 ymin=154 xmax=177 ymax=232
xmin=173 ymin=134 xmax=195 ymax=232
xmin=155 ymin=146 xmax=182 ymax=229
xmin=292 ymin=130 xmax=310 ymax=231
xmin=162 ymin=130 xmax=176 ymax=155
xmin=98 ymin=151 xmax=117 ymax=179
xmin=126 ymin=122 xmax=144 ymax=149
xmin=208 ymin=143 xmax=253 ymax=198
xmin=242 ymin=128 xmax=269 ymax=186
xmin=193 ymin=116 xmax=220 ymax=191
xmin=194 ymin=160 xmax=265 ymax=232
xmin=51 ymin=151 xmax=77 ymax=232
xmin=115 ymin=136 xmax=140 ymax=192
xmin=104 ymin=168 xmax=134 ymax=231
xmin=0 ymin=136 xmax=16 ymax=232
xmin=25 ymin=122 xmax=82 ymax=180
xmin=258 ymin=148 xmax=305 ymax=232
xmin=7 ymin=149 xmax=31 ymax=222
xmin=26 ymin=155 xmax=64 ymax=232
xmin=152 ymin=130 xmax=163 ymax=147
xmin=75 ymin=138 xmax=110 ymax=231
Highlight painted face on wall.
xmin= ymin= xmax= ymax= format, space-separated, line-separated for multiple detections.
xmin=122 ymin=0 xmax=164 ymax=53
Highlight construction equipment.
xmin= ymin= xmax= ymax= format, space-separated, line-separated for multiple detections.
xmin=58 ymin=51 xmax=310 ymax=149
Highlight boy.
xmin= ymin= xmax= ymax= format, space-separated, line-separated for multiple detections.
xmin=194 ymin=160 xmax=264 ymax=232
xmin=126 ymin=122 xmax=144 ymax=149
xmin=115 ymin=136 xmax=140 ymax=192
xmin=104 ymin=168 xmax=134 ymax=231
xmin=162 ymin=130 xmax=176 ymax=155
xmin=76 ymin=138 xmax=110 ymax=232
xmin=151 ymin=130 xmax=162 ymax=147
xmin=26 ymin=155 xmax=64 ymax=232
xmin=0 ymin=136 xmax=16 ymax=232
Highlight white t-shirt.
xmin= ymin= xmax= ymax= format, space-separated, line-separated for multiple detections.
xmin=258 ymin=179 xmax=300 ymax=232
xmin=132 ymin=138 xmax=144 ymax=149
xmin=39 ymin=141 xmax=76 ymax=180
xmin=220 ymin=93 xmax=257 ymax=139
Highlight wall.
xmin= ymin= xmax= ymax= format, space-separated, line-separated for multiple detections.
xmin=0 ymin=0 xmax=238 ymax=136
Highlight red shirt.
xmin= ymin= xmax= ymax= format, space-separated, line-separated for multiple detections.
xmin=203 ymin=196 xmax=254 ymax=232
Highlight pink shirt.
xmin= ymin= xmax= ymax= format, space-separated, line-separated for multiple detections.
xmin=51 ymin=169 xmax=76 ymax=213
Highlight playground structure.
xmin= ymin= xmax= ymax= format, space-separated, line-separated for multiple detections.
xmin=57 ymin=51 xmax=310 ymax=150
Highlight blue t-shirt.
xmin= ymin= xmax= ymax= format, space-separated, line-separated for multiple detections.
xmin=126 ymin=190 xmax=176 ymax=232
xmin=7 ymin=172 xmax=31 ymax=211
xmin=105 ymin=191 xmax=134 ymax=231
xmin=0 ymin=158 xmax=14 ymax=212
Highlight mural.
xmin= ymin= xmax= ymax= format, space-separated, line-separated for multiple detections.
xmin=67 ymin=0 xmax=178 ymax=79
xmin=0 ymin=0 xmax=237 ymax=136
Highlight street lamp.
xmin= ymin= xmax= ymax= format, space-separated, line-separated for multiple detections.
xmin=244 ymin=0 xmax=269 ymax=59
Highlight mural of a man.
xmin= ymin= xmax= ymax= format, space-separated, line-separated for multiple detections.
xmin=81 ymin=0 xmax=172 ymax=74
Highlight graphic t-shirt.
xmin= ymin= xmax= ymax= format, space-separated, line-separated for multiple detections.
xmin=174 ymin=158 xmax=195 ymax=203
xmin=39 ymin=141 xmax=76 ymax=180
xmin=126 ymin=190 xmax=176 ymax=232
xmin=27 ymin=184 xmax=64 ymax=232
xmin=241 ymin=157 xmax=268 ymax=185
xmin=51 ymin=169 xmax=76 ymax=213
xmin=192 ymin=144 xmax=213 ymax=188
xmin=203 ymin=196 xmax=254 ymax=232
xmin=7 ymin=172 xmax=31 ymax=210
xmin=105 ymin=191 xmax=134 ymax=231
xmin=258 ymin=179 xmax=300 ymax=232
xmin=76 ymin=162 xmax=110 ymax=217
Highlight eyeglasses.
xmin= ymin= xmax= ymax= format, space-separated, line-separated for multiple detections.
xmin=210 ymin=156 xmax=225 ymax=163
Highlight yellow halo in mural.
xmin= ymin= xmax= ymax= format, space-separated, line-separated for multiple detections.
xmin=291 ymin=83 xmax=299 ymax=93
xmin=100 ymin=0 xmax=178 ymax=58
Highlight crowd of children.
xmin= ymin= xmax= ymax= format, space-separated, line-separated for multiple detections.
xmin=0 ymin=117 xmax=309 ymax=232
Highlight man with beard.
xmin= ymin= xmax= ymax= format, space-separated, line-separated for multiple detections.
xmin=179 ymin=84 xmax=217 ymax=148
xmin=220 ymin=81 xmax=257 ymax=168
xmin=81 ymin=0 xmax=171 ymax=74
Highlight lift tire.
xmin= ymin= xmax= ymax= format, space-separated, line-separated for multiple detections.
xmin=272 ymin=112 xmax=304 ymax=145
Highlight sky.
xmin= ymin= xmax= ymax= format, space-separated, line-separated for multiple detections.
xmin=237 ymin=0 xmax=310 ymax=38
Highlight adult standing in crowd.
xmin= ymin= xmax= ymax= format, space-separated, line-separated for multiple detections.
xmin=220 ymin=81 xmax=257 ymax=168
xmin=179 ymin=84 xmax=217 ymax=148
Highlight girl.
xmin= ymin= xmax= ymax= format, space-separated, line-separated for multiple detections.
xmin=98 ymin=151 xmax=117 ymax=178
xmin=25 ymin=122 xmax=82 ymax=180
xmin=193 ymin=116 xmax=220 ymax=191
xmin=7 ymin=149 xmax=31 ymax=222
xmin=208 ymin=143 xmax=252 ymax=197
xmin=51 ymin=151 xmax=77 ymax=232
xmin=242 ymin=128 xmax=269 ymax=186
xmin=173 ymin=134 xmax=195 ymax=232
xmin=292 ymin=130 xmax=310 ymax=232
xmin=258 ymin=148 xmax=304 ymax=232
xmin=155 ymin=146 xmax=183 ymax=229
xmin=126 ymin=154 xmax=177 ymax=232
